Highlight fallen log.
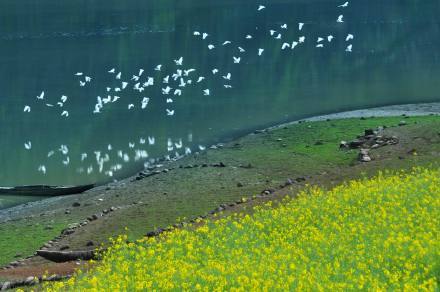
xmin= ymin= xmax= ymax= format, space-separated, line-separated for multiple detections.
xmin=36 ymin=250 xmax=96 ymax=263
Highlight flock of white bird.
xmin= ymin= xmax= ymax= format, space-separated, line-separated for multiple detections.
xmin=21 ymin=2 xmax=354 ymax=179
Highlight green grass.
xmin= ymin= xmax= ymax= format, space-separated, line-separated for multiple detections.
xmin=0 ymin=220 xmax=68 ymax=267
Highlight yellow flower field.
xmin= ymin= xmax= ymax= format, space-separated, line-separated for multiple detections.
xmin=45 ymin=168 xmax=439 ymax=291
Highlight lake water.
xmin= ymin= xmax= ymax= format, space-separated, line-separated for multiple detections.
xmin=1 ymin=0 xmax=439 ymax=209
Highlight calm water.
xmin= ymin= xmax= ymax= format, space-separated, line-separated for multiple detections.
xmin=1 ymin=0 xmax=439 ymax=208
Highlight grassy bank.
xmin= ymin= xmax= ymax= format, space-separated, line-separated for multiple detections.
xmin=1 ymin=115 xmax=439 ymax=268
xmin=45 ymin=168 xmax=440 ymax=290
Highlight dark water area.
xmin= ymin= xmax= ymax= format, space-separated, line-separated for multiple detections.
xmin=1 ymin=0 xmax=439 ymax=208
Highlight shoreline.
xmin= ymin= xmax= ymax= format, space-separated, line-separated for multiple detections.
xmin=1 ymin=101 xmax=439 ymax=216
xmin=0 ymin=106 xmax=439 ymax=279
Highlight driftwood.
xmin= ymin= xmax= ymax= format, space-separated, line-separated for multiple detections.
xmin=36 ymin=250 xmax=96 ymax=262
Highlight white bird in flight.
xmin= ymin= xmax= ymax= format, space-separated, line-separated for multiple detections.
xmin=291 ymin=41 xmax=299 ymax=49
xmin=144 ymin=77 xmax=154 ymax=87
xmin=38 ymin=165 xmax=46 ymax=174
xmin=281 ymin=24 xmax=287 ymax=29
xmin=141 ymin=97 xmax=150 ymax=109
xmin=346 ymin=34 xmax=354 ymax=41
xmin=155 ymin=64 xmax=162 ymax=71
xmin=346 ymin=44 xmax=353 ymax=52
xmin=281 ymin=43 xmax=290 ymax=50
xmin=212 ymin=68 xmax=219 ymax=75
xmin=61 ymin=110 xmax=69 ymax=117
xmin=203 ymin=89 xmax=210 ymax=96
xmin=162 ymin=86 xmax=172 ymax=95
xmin=183 ymin=69 xmax=195 ymax=76
xmin=258 ymin=5 xmax=265 ymax=11
xmin=223 ymin=73 xmax=231 ymax=80
xmin=328 ymin=35 xmax=334 ymax=42
xmin=298 ymin=23 xmax=304 ymax=31
xmin=23 ymin=105 xmax=31 ymax=112
xmin=75 ymin=72 xmax=83 ymax=76
xmin=128 ymin=104 xmax=134 ymax=110
xmin=108 ymin=68 xmax=115 ymax=73
xmin=208 ymin=44 xmax=215 ymax=50
xmin=62 ymin=156 xmax=70 ymax=166
xmin=337 ymin=15 xmax=344 ymax=23
xmin=233 ymin=56 xmax=241 ymax=63
xmin=24 ymin=141 xmax=32 ymax=150
xmin=222 ymin=41 xmax=231 ymax=46
xmin=166 ymin=109 xmax=175 ymax=116
xmin=258 ymin=48 xmax=264 ymax=56
xmin=202 ymin=33 xmax=209 ymax=40
xmin=37 ymin=91 xmax=45 ymax=100
xmin=338 ymin=1 xmax=349 ymax=8
xmin=174 ymin=57 xmax=183 ymax=66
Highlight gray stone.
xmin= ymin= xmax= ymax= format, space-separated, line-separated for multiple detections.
xmin=72 ymin=202 xmax=81 ymax=207
xmin=1 ymin=282 xmax=11 ymax=290
xmin=398 ymin=120 xmax=407 ymax=126
xmin=62 ymin=229 xmax=75 ymax=236
xmin=359 ymin=152 xmax=372 ymax=162
xmin=360 ymin=149 xmax=369 ymax=155
xmin=24 ymin=276 xmax=36 ymax=285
